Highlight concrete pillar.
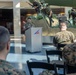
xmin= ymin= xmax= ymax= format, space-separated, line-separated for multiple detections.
xmin=65 ymin=7 xmax=72 ymax=19
xmin=13 ymin=0 xmax=22 ymax=54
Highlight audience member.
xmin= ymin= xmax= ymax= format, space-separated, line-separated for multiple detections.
xmin=62 ymin=42 xmax=76 ymax=73
xmin=53 ymin=21 xmax=75 ymax=51
xmin=0 ymin=26 xmax=26 ymax=75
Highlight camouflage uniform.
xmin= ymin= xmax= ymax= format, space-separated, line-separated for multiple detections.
xmin=0 ymin=59 xmax=26 ymax=75
xmin=62 ymin=43 xmax=76 ymax=74
xmin=39 ymin=70 xmax=53 ymax=75
xmin=62 ymin=43 xmax=76 ymax=66
xmin=53 ymin=30 xmax=75 ymax=51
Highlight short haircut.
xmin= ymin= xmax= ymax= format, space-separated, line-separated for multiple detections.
xmin=59 ymin=21 xmax=68 ymax=26
xmin=60 ymin=20 xmax=67 ymax=24
xmin=0 ymin=26 xmax=10 ymax=51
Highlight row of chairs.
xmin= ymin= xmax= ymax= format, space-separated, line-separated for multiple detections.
xmin=27 ymin=61 xmax=57 ymax=75
xmin=46 ymin=50 xmax=62 ymax=63
xmin=27 ymin=61 xmax=66 ymax=75
xmin=27 ymin=50 xmax=67 ymax=75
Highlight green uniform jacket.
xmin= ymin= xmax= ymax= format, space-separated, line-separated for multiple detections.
xmin=53 ymin=30 xmax=75 ymax=50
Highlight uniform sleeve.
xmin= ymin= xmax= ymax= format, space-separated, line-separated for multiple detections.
xmin=0 ymin=68 xmax=26 ymax=75
xmin=70 ymin=32 xmax=75 ymax=43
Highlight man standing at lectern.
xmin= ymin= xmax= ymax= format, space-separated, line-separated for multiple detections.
xmin=24 ymin=17 xmax=35 ymax=31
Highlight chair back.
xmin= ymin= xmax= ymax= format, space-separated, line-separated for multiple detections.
xmin=46 ymin=50 xmax=62 ymax=63
xmin=27 ymin=60 xmax=57 ymax=75
xmin=55 ymin=62 xmax=67 ymax=75
xmin=57 ymin=43 xmax=67 ymax=50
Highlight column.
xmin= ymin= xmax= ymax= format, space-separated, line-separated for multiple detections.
xmin=13 ymin=0 xmax=22 ymax=54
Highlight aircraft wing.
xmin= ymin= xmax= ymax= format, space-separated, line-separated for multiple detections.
xmin=44 ymin=0 xmax=76 ymax=7
xmin=29 ymin=0 xmax=76 ymax=7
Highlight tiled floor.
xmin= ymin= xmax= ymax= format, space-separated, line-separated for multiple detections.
xmin=6 ymin=42 xmax=58 ymax=75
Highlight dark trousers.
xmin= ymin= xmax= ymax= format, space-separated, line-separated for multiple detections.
xmin=49 ymin=17 xmax=54 ymax=27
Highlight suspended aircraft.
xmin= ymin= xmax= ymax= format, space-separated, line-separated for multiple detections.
xmin=26 ymin=0 xmax=76 ymax=27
